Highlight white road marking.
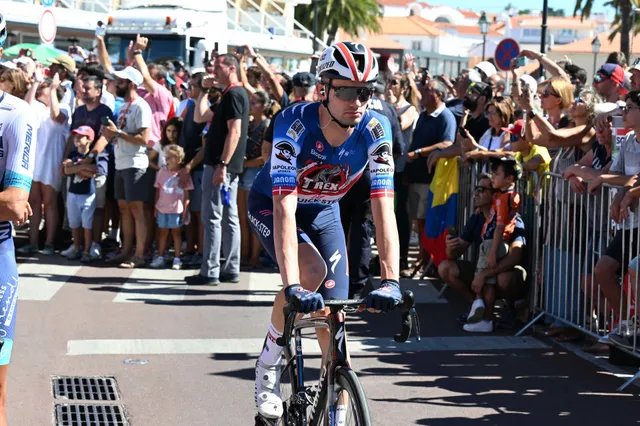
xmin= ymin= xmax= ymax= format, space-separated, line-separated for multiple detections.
xmin=247 ymin=272 xmax=281 ymax=302
xmin=67 ymin=336 xmax=548 ymax=356
xmin=17 ymin=260 xmax=80 ymax=301
xmin=113 ymin=268 xmax=189 ymax=303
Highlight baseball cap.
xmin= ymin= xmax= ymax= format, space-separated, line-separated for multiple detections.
xmin=112 ymin=66 xmax=143 ymax=87
xmin=71 ymin=125 xmax=95 ymax=141
xmin=501 ymin=119 xmax=525 ymax=137
xmin=466 ymin=81 xmax=492 ymax=98
xmin=49 ymin=54 xmax=76 ymax=73
xmin=467 ymin=69 xmax=482 ymax=83
xmin=474 ymin=61 xmax=497 ymax=78
xmin=596 ymin=63 xmax=625 ymax=85
xmin=0 ymin=60 xmax=17 ymax=70
xmin=14 ymin=56 xmax=35 ymax=76
xmin=519 ymin=74 xmax=538 ymax=94
xmin=293 ymin=72 xmax=316 ymax=88
xmin=489 ymin=155 xmax=523 ymax=180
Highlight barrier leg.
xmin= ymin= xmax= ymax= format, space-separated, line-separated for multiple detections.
xmin=515 ymin=312 xmax=546 ymax=336
xmin=437 ymin=283 xmax=448 ymax=299
xmin=617 ymin=368 xmax=640 ymax=391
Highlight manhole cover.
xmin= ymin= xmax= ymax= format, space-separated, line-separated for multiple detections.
xmin=54 ymin=404 xmax=129 ymax=426
xmin=53 ymin=377 xmax=120 ymax=401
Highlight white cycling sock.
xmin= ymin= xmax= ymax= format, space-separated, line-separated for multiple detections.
xmin=336 ymin=405 xmax=347 ymax=425
xmin=259 ymin=323 xmax=283 ymax=366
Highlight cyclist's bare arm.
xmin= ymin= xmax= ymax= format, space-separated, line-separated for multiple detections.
xmin=371 ymin=196 xmax=400 ymax=281
xmin=273 ymin=194 xmax=300 ymax=286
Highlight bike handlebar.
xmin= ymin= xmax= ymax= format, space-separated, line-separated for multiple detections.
xmin=276 ymin=290 xmax=421 ymax=348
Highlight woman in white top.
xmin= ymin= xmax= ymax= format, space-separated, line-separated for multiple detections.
xmin=462 ymin=98 xmax=515 ymax=168
xmin=22 ymin=74 xmax=71 ymax=255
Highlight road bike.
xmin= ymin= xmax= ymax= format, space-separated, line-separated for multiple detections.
xmin=255 ymin=290 xmax=421 ymax=426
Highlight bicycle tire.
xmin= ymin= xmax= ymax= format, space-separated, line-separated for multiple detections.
xmin=278 ymin=339 xmax=301 ymax=426
xmin=311 ymin=368 xmax=372 ymax=426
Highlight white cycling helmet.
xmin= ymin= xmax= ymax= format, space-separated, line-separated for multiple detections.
xmin=317 ymin=42 xmax=379 ymax=83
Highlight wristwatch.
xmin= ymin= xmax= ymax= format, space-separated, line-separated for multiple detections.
xmin=219 ymin=160 xmax=228 ymax=167
xmin=88 ymin=152 xmax=96 ymax=160
xmin=133 ymin=50 xmax=142 ymax=56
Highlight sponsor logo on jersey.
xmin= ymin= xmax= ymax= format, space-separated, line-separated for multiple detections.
xmin=248 ymin=211 xmax=271 ymax=238
xmin=372 ymin=142 xmax=392 ymax=165
xmin=274 ymin=141 xmax=297 ymax=165
xmin=315 ymin=141 xmax=324 ymax=152
xmin=324 ymin=280 xmax=336 ymax=289
xmin=21 ymin=124 xmax=33 ymax=170
xmin=310 ymin=149 xmax=327 ymax=160
xmin=366 ymin=117 xmax=385 ymax=141
xmin=286 ymin=119 xmax=305 ymax=142
xmin=300 ymin=163 xmax=349 ymax=193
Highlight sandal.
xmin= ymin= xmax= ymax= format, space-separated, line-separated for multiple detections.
xmin=119 ymin=256 xmax=145 ymax=269
xmin=555 ymin=328 xmax=584 ymax=342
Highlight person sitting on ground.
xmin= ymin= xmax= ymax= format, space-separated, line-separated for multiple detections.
xmin=465 ymin=156 xmax=523 ymax=333
xmin=439 ymin=173 xmax=527 ymax=327
xmin=62 ymin=126 xmax=99 ymax=262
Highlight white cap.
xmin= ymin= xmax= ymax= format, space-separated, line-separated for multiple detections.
xmin=632 ymin=58 xmax=640 ymax=72
xmin=14 ymin=56 xmax=35 ymax=76
xmin=0 ymin=60 xmax=16 ymax=70
xmin=191 ymin=67 xmax=206 ymax=75
xmin=519 ymin=74 xmax=538 ymax=94
xmin=467 ymin=69 xmax=482 ymax=83
xmin=474 ymin=61 xmax=497 ymax=78
xmin=112 ymin=66 xmax=143 ymax=87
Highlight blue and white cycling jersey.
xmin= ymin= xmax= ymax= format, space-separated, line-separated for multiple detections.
xmin=252 ymin=102 xmax=395 ymax=208
xmin=0 ymin=92 xmax=37 ymax=365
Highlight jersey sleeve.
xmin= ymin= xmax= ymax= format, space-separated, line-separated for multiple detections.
xmin=3 ymin=107 xmax=36 ymax=191
xmin=270 ymin=112 xmax=302 ymax=197
xmin=366 ymin=113 xmax=395 ymax=199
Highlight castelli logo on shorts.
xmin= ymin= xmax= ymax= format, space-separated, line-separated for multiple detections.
xmin=297 ymin=287 xmax=304 ymax=292
xmin=325 ymin=280 xmax=336 ymax=289
xmin=316 ymin=141 xmax=324 ymax=152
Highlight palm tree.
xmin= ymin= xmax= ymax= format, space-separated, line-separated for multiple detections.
xmin=295 ymin=0 xmax=383 ymax=47
xmin=574 ymin=0 xmax=635 ymax=62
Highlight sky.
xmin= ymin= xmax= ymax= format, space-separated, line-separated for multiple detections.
xmin=424 ymin=0 xmax=611 ymax=17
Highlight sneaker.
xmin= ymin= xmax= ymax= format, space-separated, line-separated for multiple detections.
xmin=172 ymin=258 xmax=182 ymax=270
xmin=609 ymin=333 xmax=640 ymax=351
xmin=89 ymin=243 xmax=101 ymax=259
xmin=150 ymin=255 xmax=165 ymax=269
xmin=80 ymin=253 xmax=92 ymax=263
xmin=600 ymin=317 xmax=638 ymax=344
xmin=187 ymin=254 xmax=203 ymax=267
xmin=184 ymin=274 xmax=219 ymax=286
xmin=61 ymin=244 xmax=81 ymax=258
xmin=467 ymin=299 xmax=486 ymax=323
xmin=463 ymin=320 xmax=494 ymax=333
xmin=40 ymin=244 xmax=55 ymax=256
xmin=67 ymin=249 xmax=83 ymax=261
xmin=255 ymin=360 xmax=283 ymax=420
xmin=16 ymin=243 xmax=36 ymax=254
xmin=220 ymin=273 xmax=240 ymax=283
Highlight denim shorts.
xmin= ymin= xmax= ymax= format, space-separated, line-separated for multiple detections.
xmin=157 ymin=212 xmax=183 ymax=229
xmin=240 ymin=166 xmax=262 ymax=191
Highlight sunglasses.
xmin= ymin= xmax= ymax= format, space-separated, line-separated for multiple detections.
xmin=475 ymin=186 xmax=493 ymax=193
xmin=333 ymin=86 xmax=374 ymax=103
xmin=573 ymin=97 xmax=584 ymax=105
xmin=593 ymin=74 xmax=607 ymax=83
xmin=510 ymin=133 xmax=520 ymax=143
xmin=621 ymin=105 xmax=640 ymax=114
xmin=389 ymin=79 xmax=399 ymax=86
xmin=541 ymin=90 xmax=559 ymax=98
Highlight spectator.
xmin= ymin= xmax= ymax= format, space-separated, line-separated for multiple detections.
xmin=101 ymin=66 xmax=152 ymax=269
xmin=593 ymin=64 xmax=627 ymax=103
xmin=244 ymin=45 xmax=290 ymax=108
xmin=62 ymin=126 xmax=99 ymax=262
xmin=239 ymin=91 xmax=272 ymax=269
xmin=291 ymin=72 xmax=317 ymax=102
xmin=19 ymin=75 xmax=70 ymax=255
xmin=48 ymin=54 xmax=76 ymax=112
xmin=77 ymin=63 xmax=116 ymax=112
xmin=606 ymin=51 xmax=628 ymax=70
xmin=154 ymin=117 xmax=182 ymax=170
xmin=630 ymin=60 xmax=640 ymax=91
xmin=446 ymin=69 xmax=482 ymax=126
xmin=151 ymin=145 xmax=193 ymax=270
xmin=404 ymin=79 xmax=456 ymax=274
xmin=474 ymin=61 xmax=497 ymax=83
xmin=438 ymin=173 xmax=526 ymax=323
xmin=587 ymin=91 xmax=640 ymax=335
xmin=466 ymin=156 xmax=522 ymax=333
xmin=462 ymin=81 xmax=492 ymax=142
xmin=187 ymin=54 xmax=249 ymax=285
xmin=505 ymin=120 xmax=552 ymax=190
xmin=489 ymin=74 xmax=506 ymax=98
xmin=0 ymin=67 xmax=27 ymax=98
xmin=463 ymin=97 xmax=514 ymax=156
xmin=180 ymin=71 xmax=207 ymax=266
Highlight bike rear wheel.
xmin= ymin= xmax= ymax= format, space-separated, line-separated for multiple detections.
xmin=312 ymin=368 xmax=371 ymax=426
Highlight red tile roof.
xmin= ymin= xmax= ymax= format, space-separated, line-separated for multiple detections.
xmin=551 ymin=31 xmax=639 ymax=54
xmin=376 ymin=0 xmax=417 ymax=6
xmin=380 ymin=16 xmax=445 ymax=37
xmin=434 ymin=22 xmax=503 ymax=37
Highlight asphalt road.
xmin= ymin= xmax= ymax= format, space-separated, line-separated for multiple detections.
xmin=7 ymin=250 xmax=640 ymax=426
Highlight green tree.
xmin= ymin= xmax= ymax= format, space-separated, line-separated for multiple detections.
xmin=295 ymin=0 xmax=383 ymax=47
xmin=574 ymin=0 xmax=635 ymax=62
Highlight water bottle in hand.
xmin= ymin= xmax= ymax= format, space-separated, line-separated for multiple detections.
xmin=221 ymin=184 xmax=230 ymax=206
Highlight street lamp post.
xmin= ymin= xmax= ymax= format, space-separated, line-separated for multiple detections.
xmin=592 ymin=36 xmax=601 ymax=80
xmin=478 ymin=12 xmax=490 ymax=61
xmin=312 ymin=0 xmax=319 ymax=53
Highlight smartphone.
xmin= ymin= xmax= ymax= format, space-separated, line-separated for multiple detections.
xmin=446 ymin=226 xmax=458 ymax=238
xmin=236 ymin=46 xmax=245 ymax=55
xmin=69 ymin=46 xmax=78 ymax=54
xmin=516 ymin=56 xmax=529 ymax=68
xmin=310 ymin=55 xmax=319 ymax=74
xmin=458 ymin=127 xmax=467 ymax=138
xmin=101 ymin=116 xmax=111 ymax=126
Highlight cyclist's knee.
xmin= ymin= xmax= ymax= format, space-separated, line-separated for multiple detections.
xmin=298 ymin=248 xmax=327 ymax=290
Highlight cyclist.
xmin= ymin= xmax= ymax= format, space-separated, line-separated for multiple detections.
xmin=248 ymin=42 xmax=402 ymax=420
xmin=0 ymin=14 xmax=38 ymax=426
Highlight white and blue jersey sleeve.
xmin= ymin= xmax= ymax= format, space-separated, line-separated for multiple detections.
xmin=270 ymin=111 xmax=305 ymax=197
xmin=1 ymin=97 xmax=36 ymax=192
xmin=364 ymin=113 xmax=395 ymax=199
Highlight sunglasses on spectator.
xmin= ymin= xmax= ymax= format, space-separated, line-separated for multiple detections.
xmin=510 ymin=133 xmax=521 ymax=143
xmin=573 ymin=97 xmax=584 ymax=105
xmin=621 ymin=104 xmax=640 ymax=114
xmin=474 ymin=186 xmax=493 ymax=193
xmin=388 ymin=79 xmax=399 ymax=86
xmin=593 ymin=74 xmax=607 ymax=83
xmin=541 ymin=89 xmax=559 ymax=98
xmin=333 ymin=86 xmax=374 ymax=102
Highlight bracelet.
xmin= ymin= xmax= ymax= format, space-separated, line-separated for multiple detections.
xmin=537 ymin=53 xmax=546 ymax=60
xmin=415 ymin=148 xmax=422 ymax=155
xmin=133 ymin=50 xmax=142 ymax=56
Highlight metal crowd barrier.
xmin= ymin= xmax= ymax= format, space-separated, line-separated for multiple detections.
xmin=515 ymin=172 xmax=640 ymax=391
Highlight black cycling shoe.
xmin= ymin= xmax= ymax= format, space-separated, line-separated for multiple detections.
xmin=185 ymin=274 xmax=220 ymax=285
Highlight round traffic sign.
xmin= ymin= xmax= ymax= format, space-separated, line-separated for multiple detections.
xmin=494 ymin=38 xmax=520 ymax=71
xmin=41 ymin=0 xmax=55 ymax=7
xmin=39 ymin=9 xmax=57 ymax=45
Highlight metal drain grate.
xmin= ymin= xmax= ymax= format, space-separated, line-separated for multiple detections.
xmin=53 ymin=377 xmax=120 ymax=401
xmin=54 ymin=404 xmax=129 ymax=426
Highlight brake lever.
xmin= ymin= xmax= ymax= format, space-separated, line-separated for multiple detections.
xmin=394 ymin=290 xmax=421 ymax=343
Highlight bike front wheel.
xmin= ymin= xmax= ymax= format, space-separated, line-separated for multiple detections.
xmin=313 ymin=368 xmax=372 ymax=426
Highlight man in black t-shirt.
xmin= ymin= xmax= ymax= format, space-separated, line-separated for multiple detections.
xmin=186 ymin=54 xmax=249 ymax=286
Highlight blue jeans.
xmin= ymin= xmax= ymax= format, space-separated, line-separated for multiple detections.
xmin=200 ymin=165 xmax=241 ymax=278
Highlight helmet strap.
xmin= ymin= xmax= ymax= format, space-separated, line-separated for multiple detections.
xmin=321 ymin=81 xmax=354 ymax=130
